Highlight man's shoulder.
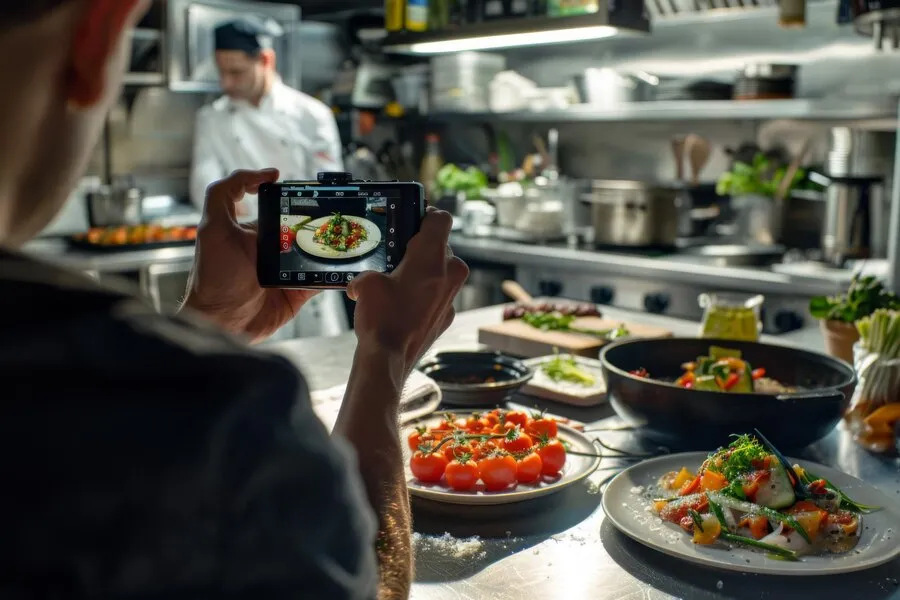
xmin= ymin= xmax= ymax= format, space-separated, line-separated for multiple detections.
xmin=278 ymin=84 xmax=334 ymax=121
xmin=199 ymin=96 xmax=231 ymax=118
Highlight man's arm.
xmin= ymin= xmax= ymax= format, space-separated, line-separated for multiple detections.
xmin=190 ymin=109 xmax=226 ymax=211
xmin=334 ymin=346 xmax=412 ymax=600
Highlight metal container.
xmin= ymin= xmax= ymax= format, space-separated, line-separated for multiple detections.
xmin=571 ymin=68 xmax=656 ymax=107
xmin=822 ymin=175 xmax=886 ymax=264
xmin=87 ymin=185 xmax=144 ymax=227
xmin=581 ymin=180 xmax=680 ymax=247
xmin=826 ymin=127 xmax=894 ymax=178
xmin=734 ymin=63 xmax=798 ymax=100
xmin=431 ymin=51 xmax=506 ymax=112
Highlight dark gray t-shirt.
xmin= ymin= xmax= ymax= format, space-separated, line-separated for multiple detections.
xmin=0 ymin=251 xmax=379 ymax=599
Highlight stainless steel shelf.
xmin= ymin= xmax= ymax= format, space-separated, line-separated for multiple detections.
xmin=426 ymin=98 xmax=899 ymax=123
xmin=123 ymin=72 xmax=166 ymax=86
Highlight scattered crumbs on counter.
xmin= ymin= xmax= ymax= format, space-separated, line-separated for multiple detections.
xmin=716 ymin=581 xmax=724 ymax=590
xmin=413 ymin=532 xmax=486 ymax=560
xmin=533 ymin=549 xmax=540 ymax=555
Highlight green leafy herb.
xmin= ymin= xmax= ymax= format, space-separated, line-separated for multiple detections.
xmin=705 ymin=434 xmax=769 ymax=482
xmin=715 ymin=152 xmax=814 ymax=199
xmin=708 ymin=499 xmax=731 ymax=533
xmin=434 ymin=164 xmax=488 ymax=200
xmin=707 ymin=492 xmax=812 ymax=544
xmin=797 ymin=468 xmax=882 ymax=514
xmin=719 ymin=531 xmax=799 ymax=561
xmin=522 ymin=312 xmax=629 ymax=340
xmin=540 ymin=350 xmax=597 ymax=387
xmin=688 ymin=508 xmax=705 ymax=532
xmin=809 ymin=274 xmax=900 ymax=324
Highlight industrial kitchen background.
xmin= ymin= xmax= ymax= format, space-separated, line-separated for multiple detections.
xmin=26 ymin=0 xmax=900 ymax=342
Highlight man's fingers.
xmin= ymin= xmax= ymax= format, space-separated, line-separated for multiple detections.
xmin=407 ymin=208 xmax=453 ymax=262
xmin=204 ymin=168 xmax=279 ymax=224
xmin=346 ymin=271 xmax=381 ymax=302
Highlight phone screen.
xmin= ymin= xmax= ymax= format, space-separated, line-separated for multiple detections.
xmin=259 ymin=180 xmax=424 ymax=288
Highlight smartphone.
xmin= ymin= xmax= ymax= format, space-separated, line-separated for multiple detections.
xmin=257 ymin=172 xmax=426 ymax=289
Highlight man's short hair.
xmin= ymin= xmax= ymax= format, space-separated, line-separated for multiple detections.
xmin=0 ymin=1 xmax=74 ymax=29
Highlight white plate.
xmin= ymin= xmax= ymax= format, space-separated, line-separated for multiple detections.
xmin=602 ymin=452 xmax=900 ymax=576
xmin=295 ymin=215 xmax=382 ymax=260
xmin=521 ymin=356 xmax=607 ymax=406
xmin=404 ymin=413 xmax=600 ymax=506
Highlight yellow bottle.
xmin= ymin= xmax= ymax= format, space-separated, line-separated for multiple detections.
xmin=406 ymin=0 xmax=428 ymax=32
xmin=385 ymin=0 xmax=405 ymax=32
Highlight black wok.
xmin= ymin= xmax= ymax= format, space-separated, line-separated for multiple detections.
xmin=600 ymin=337 xmax=856 ymax=451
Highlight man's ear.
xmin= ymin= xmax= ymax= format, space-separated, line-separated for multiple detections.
xmin=261 ymin=48 xmax=277 ymax=71
xmin=67 ymin=0 xmax=147 ymax=109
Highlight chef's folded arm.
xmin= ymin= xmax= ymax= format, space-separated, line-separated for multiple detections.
xmin=190 ymin=108 xmax=227 ymax=211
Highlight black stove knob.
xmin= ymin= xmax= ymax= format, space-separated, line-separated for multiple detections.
xmin=774 ymin=309 xmax=805 ymax=334
xmin=644 ymin=292 xmax=671 ymax=314
xmin=590 ymin=285 xmax=616 ymax=305
xmin=539 ymin=280 xmax=563 ymax=297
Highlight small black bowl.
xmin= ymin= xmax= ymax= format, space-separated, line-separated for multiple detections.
xmin=417 ymin=351 xmax=534 ymax=407
xmin=600 ymin=337 xmax=857 ymax=451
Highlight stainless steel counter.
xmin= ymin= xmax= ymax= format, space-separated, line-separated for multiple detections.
xmin=23 ymin=238 xmax=195 ymax=273
xmin=268 ymin=305 xmax=900 ymax=600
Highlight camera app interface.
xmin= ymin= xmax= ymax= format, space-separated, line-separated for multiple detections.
xmin=279 ymin=184 xmax=394 ymax=285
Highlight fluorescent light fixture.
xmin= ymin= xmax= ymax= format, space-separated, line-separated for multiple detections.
xmin=404 ymin=25 xmax=619 ymax=55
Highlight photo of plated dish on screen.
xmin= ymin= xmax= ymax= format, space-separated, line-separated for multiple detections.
xmin=279 ymin=194 xmax=387 ymax=275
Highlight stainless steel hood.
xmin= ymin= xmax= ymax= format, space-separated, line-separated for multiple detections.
xmin=382 ymin=1 xmax=651 ymax=56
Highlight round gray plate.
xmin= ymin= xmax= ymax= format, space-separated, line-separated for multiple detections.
xmin=602 ymin=452 xmax=900 ymax=575
xmin=404 ymin=414 xmax=600 ymax=506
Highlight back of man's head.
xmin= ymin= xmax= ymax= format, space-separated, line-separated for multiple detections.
xmin=0 ymin=1 xmax=76 ymax=29
xmin=0 ymin=0 xmax=149 ymax=248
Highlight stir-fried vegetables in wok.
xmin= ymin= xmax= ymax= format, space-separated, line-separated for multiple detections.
xmin=635 ymin=345 xmax=793 ymax=394
xmin=651 ymin=433 xmax=879 ymax=560
xmin=313 ymin=213 xmax=369 ymax=252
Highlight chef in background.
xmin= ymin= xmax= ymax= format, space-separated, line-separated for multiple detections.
xmin=191 ymin=16 xmax=348 ymax=338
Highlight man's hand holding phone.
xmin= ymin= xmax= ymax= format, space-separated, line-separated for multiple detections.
xmin=348 ymin=207 xmax=468 ymax=377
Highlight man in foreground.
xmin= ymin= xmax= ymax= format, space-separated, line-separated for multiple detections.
xmin=0 ymin=1 xmax=468 ymax=599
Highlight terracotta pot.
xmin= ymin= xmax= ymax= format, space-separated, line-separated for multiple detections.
xmin=819 ymin=319 xmax=860 ymax=364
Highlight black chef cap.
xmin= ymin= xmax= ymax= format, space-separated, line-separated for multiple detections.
xmin=214 ymin=16 xmax=283 ymax=55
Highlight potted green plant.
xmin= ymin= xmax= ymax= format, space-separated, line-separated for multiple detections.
xmin=809 ymin=275 xmax=900 ymax=363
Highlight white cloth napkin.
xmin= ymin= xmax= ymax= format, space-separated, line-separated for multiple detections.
xmin=309 ymin=369 xmax=442 ymax=432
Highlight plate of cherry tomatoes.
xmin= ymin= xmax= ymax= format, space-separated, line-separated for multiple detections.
xmin=404 ymin=409 xmax=600 ymax=505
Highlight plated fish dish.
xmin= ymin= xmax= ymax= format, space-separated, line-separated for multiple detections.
xmin=650 ymin=432 xmax=879 ymax=561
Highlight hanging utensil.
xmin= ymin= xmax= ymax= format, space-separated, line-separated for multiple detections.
xmin=684 ymin=134 xmax=712 ymax=186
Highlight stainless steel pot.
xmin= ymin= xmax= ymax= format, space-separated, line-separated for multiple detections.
xmin=581 ymin=180 xmax=680 ymax=247
xmin=822 ymin=175 xmax=886 ymax=264
xmin=571 ymin=68 xmax=656 ymax=107
xmin=87 ymin=185 xmax=144 ymax=227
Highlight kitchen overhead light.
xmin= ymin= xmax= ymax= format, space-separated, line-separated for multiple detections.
xmin=383 ymin=10 xmax=649 ymax=56
xmin=405 ymin=25 xmax=619 ymax=54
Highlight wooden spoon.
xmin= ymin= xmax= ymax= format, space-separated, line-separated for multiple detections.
xmin=502 ymin=280 xmax=534 ymax=303
xmin=684 ymin=134 xmax=712 ymax=186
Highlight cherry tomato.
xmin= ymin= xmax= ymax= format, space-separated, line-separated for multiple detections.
xmin=484 ymin=411 xmax=501 ymax=426
xmin=471 ymin=440 xmax=497 ymax=460
xmin=477 ymin=454 xmax=518 ymax=492
xmin=445 ymin=458 xmax=480 ymax=491
xmin=465 ymin=415 xmax=488 ymax=432
xmin=503 ymin=410 xmax=529 ymax=429
xmin=410 ymin=451 xmax=448 ymax=484
xmin=527 ymin=417 xmax=558 ymax=440
xmin=752 ymin=368 xmax=766 ymax=380
xmin=442 ymin=441 xmax=474 ymax=463
xmin=407 ymin=429 xmax=425 ymax=451
xmin=492 ymin=422 xmax=516 ymax=435
xmin=502 ymin=430 xmax=534 ymax=454
xmin=432 ymin=418 xmax=455 ymax=433
xmin=516 ymin=452 xmax=543 ymax=484
xmin=536 ymin=440 xmax=566 ymax=476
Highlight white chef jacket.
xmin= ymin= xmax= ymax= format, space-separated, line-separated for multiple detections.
xmin=190 ymin=77 xmax=349 ymax=339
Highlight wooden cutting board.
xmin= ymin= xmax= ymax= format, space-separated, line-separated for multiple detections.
xmin=478 ymin=316 xmax=673 ymax=358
